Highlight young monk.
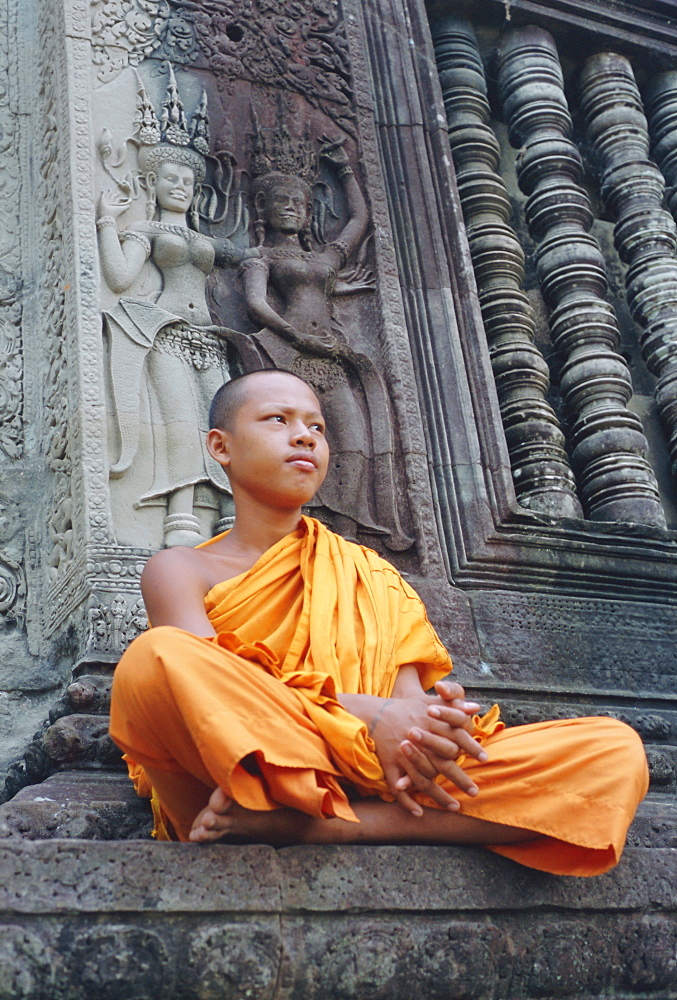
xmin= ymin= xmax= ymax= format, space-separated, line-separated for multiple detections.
xmin=110 ymin=369 xmax=649 ymax=875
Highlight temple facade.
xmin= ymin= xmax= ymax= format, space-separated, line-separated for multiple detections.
xmin=0 ymin=2 xmax=674 ymax=997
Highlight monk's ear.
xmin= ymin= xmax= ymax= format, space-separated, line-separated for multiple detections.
xmin=206 ymin=427 xmax=231 ymax=468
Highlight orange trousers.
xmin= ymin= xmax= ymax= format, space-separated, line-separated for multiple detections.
xmin=110 ymin=627 xmax=649 ymax=876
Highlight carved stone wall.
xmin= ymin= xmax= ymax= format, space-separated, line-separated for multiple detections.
xmin=0 ymin=0 xmax=672 ymax=803
xmin=0 ymin=0 xmax=672 ymax=998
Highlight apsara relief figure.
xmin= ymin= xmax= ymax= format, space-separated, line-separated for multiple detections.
xmin=96 ymin=64 xmax=259 ymax=547
xmin=239 ymin=127 xmax=413 ymax=550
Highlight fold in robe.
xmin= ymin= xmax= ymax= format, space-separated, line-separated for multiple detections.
xmin=110 ymin=517 xmax=648 ymax=875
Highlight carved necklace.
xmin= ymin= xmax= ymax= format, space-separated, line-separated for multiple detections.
xmin=263 ymin=246 xmax=313 ymax=260
xmin=146 ymin=221 xmax=210 ymax=242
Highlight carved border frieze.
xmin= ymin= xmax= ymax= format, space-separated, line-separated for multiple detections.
xmin=0 ymin=0 xmax=23 ymax=461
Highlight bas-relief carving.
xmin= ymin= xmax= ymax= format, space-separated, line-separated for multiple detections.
xmin=0 ymin=911 xmax=675 ymax=1000
xmin=96 ymin=63 xmax=255 ymax=548
xmin=0 ymin=0 xmax=25 ymax=633
xmin=240 ymin=121 xmax=413 ymax=549
xmin=85 ymin=591 xmax=147 ymax=661
xmin=91 ymin=0 xmax=357 ymax=137
xmin=94 ymin=48 xmax=415 ymax=550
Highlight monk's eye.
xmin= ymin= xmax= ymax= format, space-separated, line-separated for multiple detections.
xmin=267 ymin=414 xmax=285 ymax=423
xmin=310 ymin=423 xmax=325 ymax=434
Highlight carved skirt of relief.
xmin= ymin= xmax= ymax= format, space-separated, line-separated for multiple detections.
xmin=103 ymin=299 xmax=231 ymax=506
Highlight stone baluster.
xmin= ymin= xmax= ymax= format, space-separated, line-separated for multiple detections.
xmin=645 ymin=72 xmax=677 ymax=221
xmin=497 ymin=28 xmax=664 ymax=526
xmin=580 ymin=56 xmax=677 ymax=485
xmin=431 ymin=17 xmax=582 ymax=517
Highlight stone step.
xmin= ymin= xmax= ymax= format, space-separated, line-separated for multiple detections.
xmin=2 ymin=770 xmax=675 ymax=851
xmin=0 ymin=840 xmax=674 ymax=999
xmin=0 ymin=770 xmax=152 ymax=841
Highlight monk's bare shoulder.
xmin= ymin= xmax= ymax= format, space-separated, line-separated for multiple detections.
xmin=140 ymin=546 xmax=216 ymax=632
xmin=141 ymin=545 xmax=212 ymax=594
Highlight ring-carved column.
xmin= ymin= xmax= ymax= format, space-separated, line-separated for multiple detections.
xmin=497 ymin=28 xmax=664 ymax=526
xmin=580 ymin=55 xmax=677 ymax=484
xmin=646 ymin=72 xmax=677 ymax=221
xmin=431 ymin=17 xmax=582 ymax=517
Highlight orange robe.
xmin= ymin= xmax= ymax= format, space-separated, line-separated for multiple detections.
xmin=110 ymin=516 xmax=648 ymax=875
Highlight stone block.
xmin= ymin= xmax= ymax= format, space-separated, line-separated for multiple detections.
xmin=0 ymin=842 xmax=674 ymax=999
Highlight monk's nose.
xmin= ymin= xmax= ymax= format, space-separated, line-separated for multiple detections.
xmin=293 ymin=428 xmax=315 ymax=446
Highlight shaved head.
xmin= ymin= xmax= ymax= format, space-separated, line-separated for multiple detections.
xmin=209 ymin=370 xmax=318 ymax=432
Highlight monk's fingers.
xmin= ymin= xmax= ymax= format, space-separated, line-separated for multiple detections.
xmin=399 ymin=742 xmax=461 ymax=810
xmin=385 ymin=764 xmax=424 ymax=816
xmin=399 ymin=740 xmax=437 ymax=778
xmin=431 ymin=757 xmax=480 ymax=798
xmin=394 ymin=788 xmax=425 ymax=817
xmin=427 ymin=705 xmax=473 ymax=729
xmin=408 ymin=727 xmax=461 ymax=760
xmin=434 ymin=680 xmax=471 ymax=703
xmin=451 ymin=728 xmax=489 ymax=761
xmin=420 ymin=722 xmax=487 ymax=762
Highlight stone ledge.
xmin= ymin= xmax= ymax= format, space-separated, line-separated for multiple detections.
xmin=0 ymin=842 xmax=675 ymax=999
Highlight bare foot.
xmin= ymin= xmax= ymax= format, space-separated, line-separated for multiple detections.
xmin=189 ymin=787 xmax=538 ymax=847
xmin=189 ymin=787 xmax=299 ymax=844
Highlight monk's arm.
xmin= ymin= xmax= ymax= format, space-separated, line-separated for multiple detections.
xmin=140 ymin=548 xmax=217 ymax=637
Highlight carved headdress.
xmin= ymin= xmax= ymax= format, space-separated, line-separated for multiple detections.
xmin=249 ymin=116 xmax=317 ymax=186
xmin=134 ymin=63 xmax=209 ymax=184
xmin=249 ymin=115 xmax=319 ymax=246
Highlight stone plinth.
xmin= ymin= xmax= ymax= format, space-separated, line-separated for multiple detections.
xmin=0 ymin=840 xmax=674 ymax=999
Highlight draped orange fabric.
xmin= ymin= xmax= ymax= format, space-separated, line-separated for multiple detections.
xmin=110 ymin=516 xmax=649 ymax=875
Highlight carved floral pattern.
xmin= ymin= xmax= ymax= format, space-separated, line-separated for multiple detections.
xmin=0 ymin=552 xmax=25 ymax=625
xmin=91 ymin=0 xmax=356 ymax=136
xmin=38 ymin=21 xmax=73 ymax=587
xmin=91 ymin=0 xmax=163 ymax=81
xmin=86 ymin=592 xmax=148 ymax=657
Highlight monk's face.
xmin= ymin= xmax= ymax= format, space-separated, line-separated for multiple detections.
xmin=208 ymin=372 xmax=329 ymax=510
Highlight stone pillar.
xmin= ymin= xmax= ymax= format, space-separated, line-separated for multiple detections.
xmin=580 ymin=54 xmax=677 ymax=483
xmin=497 ymin=27 xmax=664 ymax=526
xmin=431 ymin=16 xmax=581 ymax=518
xmin=646 ymin=72 xmax=677 ymax=220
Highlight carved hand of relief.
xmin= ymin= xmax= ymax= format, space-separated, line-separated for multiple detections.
xmin=282 ymin=322 xmax=342 ymax=359
xmin=98 ymin=189 xmax=132 ymax=221
xmin=318 ymin=134 xmax=351 ymax=171
xmin=334 ymin=235 xmax=375 ymax=295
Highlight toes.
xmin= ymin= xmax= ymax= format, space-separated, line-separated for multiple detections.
xmin=208 ymin=786 xmax=233 ymax=814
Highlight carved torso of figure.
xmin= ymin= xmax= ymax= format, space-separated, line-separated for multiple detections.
xmin=131 ymin=222 xmax=216 ymax=327
xmin=259 ymin=246 xmax=340 ymax=343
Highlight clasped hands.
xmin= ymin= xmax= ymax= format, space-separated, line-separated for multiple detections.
xmin=371 ymin=681 xmax=487 ymax=817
